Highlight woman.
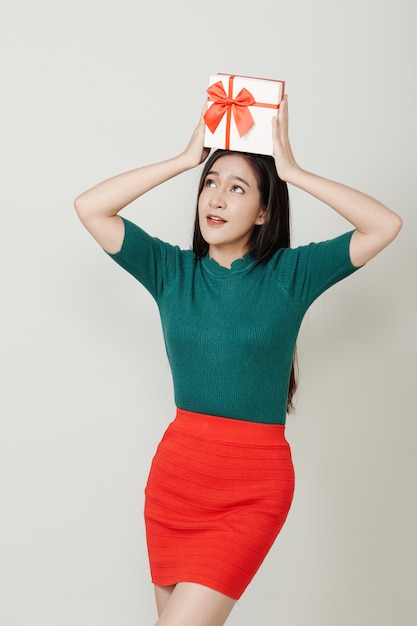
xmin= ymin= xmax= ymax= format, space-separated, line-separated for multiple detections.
xmin=74 ymin=97 xmax=402 ymax=626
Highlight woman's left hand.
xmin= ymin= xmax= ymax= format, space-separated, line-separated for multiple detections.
xmin=271 ymin=96 xmax=300 ymax=182
xmin=271 ymin=96 xmax=402 ymax=266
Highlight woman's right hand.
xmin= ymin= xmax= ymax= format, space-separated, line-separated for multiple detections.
xmin=74 ymin=106 xmax=211 ymax=253
xmin=180 ymin=106 xmax=210 ymax=169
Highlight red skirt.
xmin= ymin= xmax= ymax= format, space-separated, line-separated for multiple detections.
xmin=144 ymin=408 xmax=295 ymax=600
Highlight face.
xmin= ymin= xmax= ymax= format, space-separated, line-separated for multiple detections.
xmin=198 ymin=155 xmax=266 ymax=264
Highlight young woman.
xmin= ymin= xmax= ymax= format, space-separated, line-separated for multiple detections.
xmin=74 ymin=97 xmax=402 ymax=626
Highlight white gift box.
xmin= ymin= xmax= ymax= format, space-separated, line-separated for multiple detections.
xmin=203 ymin=73 xmax=285 ymax=156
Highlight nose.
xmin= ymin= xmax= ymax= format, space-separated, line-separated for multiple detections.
xmin=209 ymin=189 xmax=226 ymax=209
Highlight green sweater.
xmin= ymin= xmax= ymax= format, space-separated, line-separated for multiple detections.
xmin=108 ymin=218 xmax=360 ymax=424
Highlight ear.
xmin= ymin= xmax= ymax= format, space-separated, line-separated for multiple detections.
xmin=255 ymin=207 xmax=267 ymax=226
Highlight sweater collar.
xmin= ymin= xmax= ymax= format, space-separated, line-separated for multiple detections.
xmin=201 ymin=252 xmax=256 ymax=277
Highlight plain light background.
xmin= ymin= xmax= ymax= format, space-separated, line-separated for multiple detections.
xmin=1 ymin=0 xmax=416 ymax=624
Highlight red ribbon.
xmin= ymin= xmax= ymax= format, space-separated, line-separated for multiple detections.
xmin=204 ymin=79 xmax=256 ymax=140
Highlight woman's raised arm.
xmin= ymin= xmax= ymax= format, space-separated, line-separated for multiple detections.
xmin=272 ymin=97 xmax=403 ymax=267
xmin=74 ymin=109 xmax=209 ymax=253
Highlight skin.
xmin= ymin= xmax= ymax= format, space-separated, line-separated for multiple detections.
xmin=198 ymin=154 xmax=266 ymax=268
xmin=74 ymin=99 xmax=402 ymax=625
xmin=154 ymin=583 xmax=235 ymax=626
xmin=74 ymin=98 xmax=402 ymax=268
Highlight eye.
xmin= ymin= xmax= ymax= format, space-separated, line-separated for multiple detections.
xmin=205 ymin=177 xmax=216 ymax=188
xmin=231 ymin=184 xmax=244 ymax=194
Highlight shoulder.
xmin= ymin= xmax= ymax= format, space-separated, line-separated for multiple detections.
xmin=265 ymin=230 xmax=360 ymax=306
xmin=106 ymin=217 xmax=196 ymax=297
xmin=269 ymin=230 xmax=356 ymax=271
xmin=110 ymin=217 xmax=193 ymax=262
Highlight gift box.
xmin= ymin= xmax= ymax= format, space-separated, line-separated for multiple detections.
xmin=204 ymin=73 xmax=285 ymax=156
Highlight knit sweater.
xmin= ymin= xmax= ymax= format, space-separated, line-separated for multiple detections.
xmin=107 ymin=218 xmax=360 ymax=424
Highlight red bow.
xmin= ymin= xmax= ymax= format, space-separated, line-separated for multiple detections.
xmin=204 ymin=81 xmax=255 ymax=137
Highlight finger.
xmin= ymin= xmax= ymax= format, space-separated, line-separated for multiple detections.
xmin=278 ymin=95 xmax=288 ymax=128
xmin=276 ymin=99 xmax=290 ymax=147
xmin=271 ymin=115 xmax=281 ymax=149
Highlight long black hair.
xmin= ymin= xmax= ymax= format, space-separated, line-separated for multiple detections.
xmin=192 ymin=149 xmax=298 ymax=411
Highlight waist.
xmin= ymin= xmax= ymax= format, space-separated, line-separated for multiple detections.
xmin=173 ymin=407 xmax=288 ymax=446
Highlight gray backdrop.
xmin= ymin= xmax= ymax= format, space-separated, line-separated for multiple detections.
xmin=1 ymin=0 xmax=416 ymax=624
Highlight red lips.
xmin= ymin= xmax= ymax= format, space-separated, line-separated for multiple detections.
xmin=207 ymin=213 xmax=227 ymax=225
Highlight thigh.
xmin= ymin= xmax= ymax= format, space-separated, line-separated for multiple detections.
xmin=155 ymin=582 xmax=236 ymax=626
xmin=154 ymin=584 xmax=176 ymax=617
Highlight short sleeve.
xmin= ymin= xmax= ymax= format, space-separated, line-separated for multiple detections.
xmin=105 ymin=217 xmax=187 ymax=301
xmin=275 ymin=230 xmax=362 ymax=309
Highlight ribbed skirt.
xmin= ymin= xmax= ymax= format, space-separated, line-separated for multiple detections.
xmin=144 ymin=408 xmax=295 ymax=600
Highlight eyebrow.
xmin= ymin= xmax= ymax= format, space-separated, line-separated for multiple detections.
xmin=206 ymin=170 xmax=251 ymax=188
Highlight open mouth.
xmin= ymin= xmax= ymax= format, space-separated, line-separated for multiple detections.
xmin=207 ymin=214 xmax=227 ymax=225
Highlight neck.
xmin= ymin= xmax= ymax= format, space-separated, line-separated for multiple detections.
xmin=208 ymin=244 xmax=248 ymax=269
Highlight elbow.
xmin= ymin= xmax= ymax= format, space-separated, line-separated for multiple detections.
xmin=74 ymin=193 xmax=85 ymax=216
xmin=387 ymin=212 xmax=403 ymax=243
xmin=74 ymin=193 xmax=91 ymax=225
xmin=394 ymin=213 xmax=403 ymax=235
xmin=377 ymin=212 xmax=403 ymax=255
